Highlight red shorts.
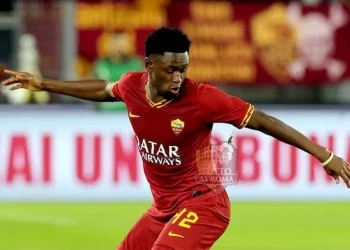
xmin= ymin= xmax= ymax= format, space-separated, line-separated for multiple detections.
xmin=117 ymin=190 xmax=230 ymax=250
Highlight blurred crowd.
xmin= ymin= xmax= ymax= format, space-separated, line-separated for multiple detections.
xmin=0 ymin=0 xmax=350 ymax=107
xmin=0 ymin=31 xmax=143 ymax=109
xmin=0 ymin=31 xmax=143 ymax=107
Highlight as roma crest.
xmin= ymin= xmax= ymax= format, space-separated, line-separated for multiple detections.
xmin=171 ymin=119 xmax=184 ymax=135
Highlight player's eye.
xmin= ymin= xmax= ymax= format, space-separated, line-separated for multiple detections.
xmin=166 ymin=66 xmax=187 ymax=74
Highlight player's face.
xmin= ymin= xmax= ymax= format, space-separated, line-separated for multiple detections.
xmin=146 ymin=52 xmax=189 ymax=99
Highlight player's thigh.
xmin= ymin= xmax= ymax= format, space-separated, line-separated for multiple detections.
xmin=117 ymin=211 xmax=165 ymax=250
xmin=153 ymin=196 xmax=230 ymax=250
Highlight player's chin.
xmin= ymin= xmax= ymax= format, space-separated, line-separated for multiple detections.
xmin=162 ymin=92 xmax=176 ymax=100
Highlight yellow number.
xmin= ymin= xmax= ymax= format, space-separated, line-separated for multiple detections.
xmin=178 ymin=212 xmax=199 ymax=229
xmin=171 ymin=209 xmax=199 ymax=229
xmin=171 ymin=208 xmax=187 ymax=224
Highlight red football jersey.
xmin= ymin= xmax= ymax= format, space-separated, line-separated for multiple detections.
xmin=110 ymin=72 xmax=254 ymax=216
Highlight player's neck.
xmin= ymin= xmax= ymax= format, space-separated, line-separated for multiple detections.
xmin=146 ymin=82 xmax=167 ymax=103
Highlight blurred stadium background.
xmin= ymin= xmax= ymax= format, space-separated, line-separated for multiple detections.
xmin=1 ymin=0 xmax=350 ymax=249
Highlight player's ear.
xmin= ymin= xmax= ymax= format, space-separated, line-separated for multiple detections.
xmin=145 ymin=57 xmax=153 ymax=72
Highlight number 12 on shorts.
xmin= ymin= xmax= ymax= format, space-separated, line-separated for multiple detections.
xmin=171 ymin=208 xmax=199 ymax=228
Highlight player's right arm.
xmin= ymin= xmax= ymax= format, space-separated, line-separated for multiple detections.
xmin=1 ymin=69 xmax=122 ymax=102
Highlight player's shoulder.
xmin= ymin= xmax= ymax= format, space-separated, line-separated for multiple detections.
xmin=120 ymin=71 xmax=145 ymax=83
xmin=119 ymin=71 xmax=147 ymax=89
xmin=183 ymin=78 xmax=236 ymax=112
xmin=185 ymin=78 xmax=218 ymax=91
xmin=184 ymin=78 xmax=221 ymax=101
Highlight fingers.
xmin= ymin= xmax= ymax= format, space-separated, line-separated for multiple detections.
xmin=2 ymin=69 xmax=29 ymax=85
xmin=324 ymin=156 xmax=350 ymax=188
xmin=339 ymin=167 xmax=350 ymax=188
xmin=343 ymin=164 xmax=350 ymax=177
xmin=344 ymin=161 xmax=350 ymax=172
xmin=2 ymin=76 xmax=19 ymax=86
xmin=340 ymin=159 xmax=350 ymax=187
xmin=325 ymin=169 xmax=340 ymax=184
xmin=3 ymin=69 xmax=21 ymax=75
xmin=2 ymin=75 xmax=30 ymax=86
xmin=342 ymin=165 xmax=350 ymax=187
xmin=332 ymin=174 xmax=340 ymax=184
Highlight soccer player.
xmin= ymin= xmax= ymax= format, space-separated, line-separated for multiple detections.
xmin=2 ymin=27 xmax=350 ymax=250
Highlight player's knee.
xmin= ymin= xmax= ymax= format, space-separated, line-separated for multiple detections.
xmin=152 ymin=244 xmax=176 ymax=250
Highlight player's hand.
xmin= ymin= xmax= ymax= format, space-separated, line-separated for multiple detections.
xmin=2 ymin=69 xmax=43 ymax=91
xmin=323 ymin=153 xmax=350 ymax=188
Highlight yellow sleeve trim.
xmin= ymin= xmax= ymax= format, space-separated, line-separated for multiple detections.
xmin=239 ymin=104 xmax=255 ymax=128
xmin=108 ymin=81 xmax=119 ymax=98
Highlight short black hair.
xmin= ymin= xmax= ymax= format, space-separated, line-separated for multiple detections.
xmin=145 ymin=26 xmax=192 ymax=57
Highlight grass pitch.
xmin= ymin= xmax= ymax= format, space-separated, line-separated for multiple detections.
xmin=0 ymin=202 xmax=349 ymax=250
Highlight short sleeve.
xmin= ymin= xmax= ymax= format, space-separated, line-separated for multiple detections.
xmin=198 ymin=84 xmax=254 ymax=129
xmin=109 ymin=73 xmax=128 ymax=101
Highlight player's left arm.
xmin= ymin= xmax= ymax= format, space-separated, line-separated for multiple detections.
xmin=246 ymin=108 xmax=350 ymax=188
xmin=198 ymin=84 xmax=350 ymax=188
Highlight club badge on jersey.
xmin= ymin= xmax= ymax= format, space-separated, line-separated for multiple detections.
xmin=171 ymin=119 xmax=185 ymax=135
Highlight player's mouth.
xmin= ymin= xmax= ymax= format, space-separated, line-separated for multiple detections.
xmin=170 ymin=87 xmax=180 ymax=95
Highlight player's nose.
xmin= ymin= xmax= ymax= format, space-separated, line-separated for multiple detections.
xmin=172 ymin=72 xmax=182 ymax=84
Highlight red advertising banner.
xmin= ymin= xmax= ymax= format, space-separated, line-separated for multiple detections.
xmin=76 ymin=0 xmax=168 ymax=77
xmin=76 ymin=1 xmax=350 ymax=84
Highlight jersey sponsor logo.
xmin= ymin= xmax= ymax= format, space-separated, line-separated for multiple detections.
xmin=168 ymin=231 xmax=184 ymax=238
xmin=129 ymin=111 xmax=140 ymax=118
xmin=135 ymin=135 xmax=181 ymax=166
xmin=171 ymin=118 xmax=185 ymax=135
